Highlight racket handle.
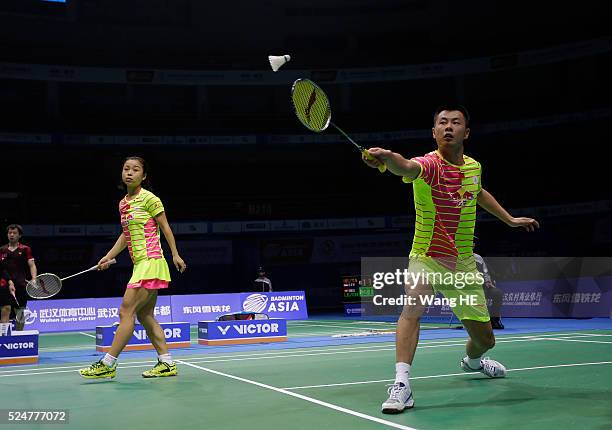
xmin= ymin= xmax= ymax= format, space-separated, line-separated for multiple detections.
xmin=97 ymin=258 xmax=117 ymax=269
xmin=91 ymin=258 xmax=117 ymax=271
xmin=10 ymin=292 xmax=19 ymax=308
xmin=362 ymin=150 xmax=387 ymax=173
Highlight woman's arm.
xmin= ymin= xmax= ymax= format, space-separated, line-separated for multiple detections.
xmin=155 ymin=212 xmax=187 ymax=273
xmin=97 ymin=233 xmax=127 ymax=269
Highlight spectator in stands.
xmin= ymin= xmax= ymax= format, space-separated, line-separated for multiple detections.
xmin=253 ymin=266 xmax=272 ymax=292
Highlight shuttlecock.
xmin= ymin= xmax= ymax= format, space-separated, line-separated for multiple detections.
xmin=268 ymin=54 xmax=291 ymax=72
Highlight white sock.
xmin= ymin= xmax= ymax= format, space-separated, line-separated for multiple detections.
xmin=465 ymin=356 xmax=482 ymax=369
xmin=102 ymin=353 xmax=117 ymax=367
xmin=395 ymin=362 xmax=411 ymax=385
xmin=159 ymin=353 xmax=174 ymax=365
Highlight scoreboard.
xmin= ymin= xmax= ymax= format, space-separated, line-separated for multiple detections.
xmin=342 ymin=275 xmax=360 ymax=302
xmin=341 ymin=275 xmax=375 ymax=303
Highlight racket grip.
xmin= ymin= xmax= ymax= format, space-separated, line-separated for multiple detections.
xmin=10 ymin=292 xmax=19 ymax=307
xmin=362 ymin=150 xmax=387 ymax=173
xmin=94 ymin=258 xmax=117 ymax=270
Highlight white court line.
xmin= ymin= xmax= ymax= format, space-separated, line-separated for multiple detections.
xmin=0 ymin=360 xmax=157 ymax=375
xmin=78 ymin=332 xmax=96 ymax=338
xmin=521 ymin=332 xmax=612 ymax=338
xmin=0 ymin=344 xmax=403 ymax=375
xmin=29 ymin=330 xmax=610 ymax=359
xmin=290 ymin=321 xmax=397 ymax=326
xmin=0 ymin=332 xmax=606 ymax=376
xmin=566 ymin=333 xmax=612 ymax=337
xmin=292 ymin=331 xmax=386 ymax=335
xmin=289 ymin=326 xmax=611 ymax=338
xmin=542 ymin=337 xmax=612 ymax=344
xmin=182 ymin=338 xmax=553 ymax=366
xmin=39 ymin=345 xmax=92 ymax=352
xmin=184 ymin=335 xmax=612 ymax=367
xmin=288 ymin=324 xmax=376 ymax=330
xmin=349 ymin=321 xmax=398 ymax=325
xmin=290 ymin=332 xmax=390 ymax=338
xmin=0 ymin=344 xmax=401 ymax=374
xmin=290 ymin=328 xmax=372 ymax=334
xmin=0 ymin=363 xmax=158 ymax=378
xmin=291 ymin=328 xmax=388 ymax=335
xmin=289 ymin=322 xmax=397 ymax=331
xmin=0 ymin=333 xmax=589 ymax=374
xmin=0 ymin=337 xmax=538 ymax=376
xmin=282 ymin=361 xmax=612 ymax=390
xmin=37 ymin=338 xmax=200 ymax=353
xmin=175 ymin=359 xmax=419 ymax=430
xmin=37 ymin=332 xmax=87 ymax=337
xmin=292 ymin=333 xmax=376 ymax=338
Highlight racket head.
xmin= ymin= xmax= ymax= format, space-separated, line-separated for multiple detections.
xmin=291 ymin=78 xmax=332 ymax=132
xmin=26 ymin=274 xmax=62 ymax=299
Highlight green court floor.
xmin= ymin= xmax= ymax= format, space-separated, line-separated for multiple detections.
xmin=1 ymin=321 xmax=611 ymax=430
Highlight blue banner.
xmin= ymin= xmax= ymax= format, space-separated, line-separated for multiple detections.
xmin=170 ymin=293 xmax=242 ymax=324
xmin=96 ymin=322 xmax=190 ymax=352
xmin=498 ymin=277 xmax=612 ymax=318
xmin=198 ymin=320 xmax=287 ymax=345
xmin=23 ymin=296 xmax=173 ymax=332
xmin=18 ymin=291 xmax=307 ymax=332
xmin=0 ymin=331 xmax=39 ymax=364
xmin=343 ymin=303 xmax=365 ymax=316
xmin=239 ymin=292 xmax=308 ymax=319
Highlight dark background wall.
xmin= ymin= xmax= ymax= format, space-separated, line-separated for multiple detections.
xmin=1 ymin=0 xmax=610 ymax=310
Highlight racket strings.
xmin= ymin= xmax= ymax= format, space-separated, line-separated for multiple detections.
xmin=291 ymin=80 xmax=331 ymax=132
xmin=27 ymin=274 xmax=62 ymax=299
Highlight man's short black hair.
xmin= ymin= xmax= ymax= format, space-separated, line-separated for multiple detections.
xmin=6 ymin=224 xmax=23 ymax=235
xmin=433 ymin=104 xmax=470 ymax=127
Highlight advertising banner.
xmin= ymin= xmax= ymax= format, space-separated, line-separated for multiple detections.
xmin=198 ymin=320 xmax=287 ymax=345
xmin=169 ymin=293 xmax=241 ymax=324
xmin=96 ymin=322 xmax=190 ymax=352
xmin=239 ymin=292 xmax=308 ymax=319
xmin=23 ymin=296 xmax=173 ymax=332
xmin=0 ymin=331 xmax=39 ymax=365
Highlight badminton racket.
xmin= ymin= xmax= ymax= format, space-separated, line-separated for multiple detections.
xmin=10 ymin=291 xmax=19 ymax=307
xmin=291 ymin=78 xmax=386 ymax=173
xmin=26 ymin=259 xmax=116 ymax=299
xmin=7 ymin=282 xmax=19 ymax=307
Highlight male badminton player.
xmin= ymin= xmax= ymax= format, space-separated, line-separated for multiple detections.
xmin=362 ymin=105 xmax=539 ymax=413
xmin=79 ymin=157 xmax=187 ymax=379
xmin=0 ymin=224 xmax=37 ymax=330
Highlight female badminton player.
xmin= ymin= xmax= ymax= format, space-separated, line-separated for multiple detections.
xmin=79 ymin=156 xmax=187 ymax=379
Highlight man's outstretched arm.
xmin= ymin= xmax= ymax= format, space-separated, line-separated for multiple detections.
xmin=363 ymin=147 xmax=421 ymax=181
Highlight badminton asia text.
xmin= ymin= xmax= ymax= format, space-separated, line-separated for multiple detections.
xmin=372 ymin=269 xmax=485 ymax=290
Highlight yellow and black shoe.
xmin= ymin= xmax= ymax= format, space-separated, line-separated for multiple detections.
xmin=142 ymin=360 xmax=177 ymax=378
xmin=79 ymin=360 xmax=116 ymax=379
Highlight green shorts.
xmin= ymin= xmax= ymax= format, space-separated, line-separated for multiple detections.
xmin=129 ymin=257 xmax=171 ymax=285
xmin=408 ymin=255 xmax=489 ymax=322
